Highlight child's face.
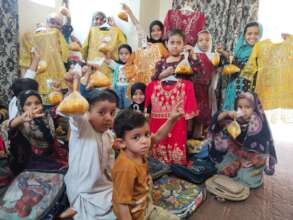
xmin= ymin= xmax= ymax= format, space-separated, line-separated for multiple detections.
xmin=151 ymin=25 xmax=163 ymax=41
xmin=88 ymin=100 xmax=116 ymax=133
xmin=23 ymin=96 xmax=43 ymax=113
xmin=95 ymin=15 xmax=105 ymax=26
xmin=245 ymin=26 xmax=260 ymax=46
xmin=237 ymin=98 xmax=253 ymax=121
xmin=167 ymin=34 xmax=184 ymax=56
xmin=119 ymin=48 xmax=131 ymax=64
xmin=123 ymin=122 xmax=151 ymax=157
xmin=197 ymin=33 xmax=211 ymax=52
xmin=132 ymin=89 xmax=145 ymax=104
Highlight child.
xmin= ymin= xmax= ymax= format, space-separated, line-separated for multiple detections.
xmin=112 ymin=108 xmax=183 ymax=220
xmin=105 ymin=44 xmax=132 ymax=109
xmin=128 ymin=82 xmax=146 ymax=113
xmin=208 ymin=92 xmax=277 ymax=188
xmin=62 ymin=83 xmax=118 ymax=219
xmin=187 ymin=30 xmax=216 ymax=138
xmin=4 ymin=90 xmax=67 ymax=174
xmin=217 ymin=22 xmax=263 ymax=111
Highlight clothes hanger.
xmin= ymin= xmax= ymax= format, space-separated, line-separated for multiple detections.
xmin=161 ymin=75 xmax=178 ymax=82
xmin=35 ymin=23 xmax=47 ymax=33
xmin=180 ymin=0 xmax=194 ymax=14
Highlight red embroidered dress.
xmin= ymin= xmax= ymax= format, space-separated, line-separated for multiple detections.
xmin=164 ymin=9 xmax=205 ymax=46
xmin=145 ymin=79 xmax=198 ymax=165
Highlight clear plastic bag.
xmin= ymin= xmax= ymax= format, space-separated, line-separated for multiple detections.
xmin=47 ymin=79 xmax=63 ymax=106
xmin=223 ymin=55 xmax=240 ymax=75
xmin=69 ymin=42 xmax=81 ymax=51
xmin=88 ymin=71 xmax=111 ymax=88
xmin=175 ymin=52 xmax=193 ymax=75
xmin=37 ymin=60 xmax=47 ymax=74
xmin=226 ymin=120 xmax=241 ymax=139
xmin=98 ymin=36 xmax=113 ymax=54
xmin=57 ymin=78 xmax=89 ymax=115
xmin=211 ymin=52 xmax=220 ymax=66
xmin=118 ymin=11 xmax=128 ymax=22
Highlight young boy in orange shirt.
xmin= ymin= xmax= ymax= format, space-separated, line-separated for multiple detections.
xmin=112 ymin=105 xmax=183 ymax=220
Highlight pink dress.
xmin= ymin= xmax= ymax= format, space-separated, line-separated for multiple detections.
xmin=164 ymin=9 xmax=205 ymax=46
xmin=145 ymin=79 xmax=198 ymax=165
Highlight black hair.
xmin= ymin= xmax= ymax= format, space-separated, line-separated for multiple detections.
xmin=148 ymin=20 xmax=164 ymax=43
xmin=130 ymin=82 xmax=146 ymax=97
xmin=87 ymin=88 xmax=119 ymax=108
xmin=11 ymin=78 xmax=39 ymax=97
xmin=117 ymin=44 xmax=132 ymax=64
xmin=244 ymin=22 xmax=260 ymax=35
xmin=113 ymin=109 xmax=147 ymax=138
xmin=166 ymin=29 xmax=185 ymax=42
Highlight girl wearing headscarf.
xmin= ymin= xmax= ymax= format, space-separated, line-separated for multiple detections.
xmin=82 ymin=11 xmax=126 ymax=83
xmin=128 ymin=82 xmax=146 ymax=113
xmin=222 ymin=22 xmax=263 ymax=111
xmin=1 ymin=90 xmax=67 ymax=175
xmin=208 ymin=92 xmax=277 ymax=188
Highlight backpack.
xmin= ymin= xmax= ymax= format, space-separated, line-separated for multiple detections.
xmin=205 ymin=174 xmax=250 ymax=201
xmin=0 ymin=171 xmax=65 ymax=220
xmin=152 ymin=175 xmax=206 ymax=218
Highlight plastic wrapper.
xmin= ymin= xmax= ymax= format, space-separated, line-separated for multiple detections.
xmin=37 ymin=60 xmax=47 ymax=73
xmin=58 ymin=79 xmax=89 ymax=115
xmin=118 ymin=11 xmax=128 ymax=22
xmin=98 ymin=36 xmax=112 ymax=54
xmin=211 ymin=53 xmax=220 ymax=66
xmin=226 ymin=120 xmax=241 ymax=139
xmin=175 ymin=52 xmax=193 ymax=75
xmin=69 ymin=42 xmax=81 ymax=51
xmin=48 ymin=91 xmax=63 ymax=106
xmin=88 ymin=71 xmax=111 ymax=88
xmin=222 ymin=55 xmax=240 ymax=75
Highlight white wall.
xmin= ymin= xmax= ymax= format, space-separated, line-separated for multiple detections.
xmin=159 ymin=0 xmax=172 ymax=22
xmin=18 ymin=0 xmax=62 ymax=37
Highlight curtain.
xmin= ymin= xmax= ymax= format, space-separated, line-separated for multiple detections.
xmin=0 ymin=0 xmax=18 ymax=104
xmin=172 ymin=0 xmax=259 ymax=51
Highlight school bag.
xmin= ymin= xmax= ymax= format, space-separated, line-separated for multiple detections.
xmin=152 ymin=175 xmax=206 ymax=218
xmin=0 ymin=171 xmax=65 ymax=220
xmin=205 ymin=174 xmax=250 ymax=201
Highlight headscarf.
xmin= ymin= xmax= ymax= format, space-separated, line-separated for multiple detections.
xmin=209 ymin=92 xmax=277 ymax=175
xmin=147 ymin=20 xmax=165 ymax=44
xmin=91 ymin=11 xmax=110 ymax=29
xmin=233 ymin=22 xmax=263 ymax=63
xmin=193 ymin=30 xmax=213 ymax=60
xmin=17 ymin=90 xmax=55 ymax=153
xmin=129 ymin=82 xmax=146 ymax=113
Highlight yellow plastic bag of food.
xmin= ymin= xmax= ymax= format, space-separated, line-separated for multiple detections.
xmin=222 ymin=55 xmax=240 ymax=75
xmin=175 ymin=52 xmax=193 ymax=75
xmin=98 ymin=36 xmax=113 ymax=54
xmin=118 ymin=11 xmax=128 ymax=22
xmin=226 ymin=120 xmax=241 ymax=139
xmin=48 ymin=91 xmax=63 ymax=106
xmin=58 ymin=78 xmax=89 ymax=115
xmin=37 ymin=60 xmax=47 ymax=74
xmin=69 ymin=42 xmax=81 ymax=51
xmin=211 ymin=53 xmax=220 ymax=66
xmin=88 ymin=71 xmax=111 ymax=88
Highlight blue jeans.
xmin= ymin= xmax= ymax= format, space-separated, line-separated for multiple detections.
xmin=114 ymin=84 xmax=129 ymax=109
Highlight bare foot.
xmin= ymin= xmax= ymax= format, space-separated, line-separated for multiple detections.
xmin=59 ymin=208 xmax=77 ymax=219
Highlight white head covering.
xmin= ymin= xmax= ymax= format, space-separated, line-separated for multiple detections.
xmin=193 ymin=30 xmax=214 ymax=60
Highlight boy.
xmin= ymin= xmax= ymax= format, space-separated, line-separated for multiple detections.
xmin=112 ymin=105 xmax=183 ymax=220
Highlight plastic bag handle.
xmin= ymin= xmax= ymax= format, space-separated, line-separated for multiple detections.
xmin=73 ymin=77 xmax=80 ymax=92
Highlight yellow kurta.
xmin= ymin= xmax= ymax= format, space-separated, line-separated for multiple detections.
xmin=241 ymin=37 xmax=293 ymax=110
xmin=19 ymin=28 xmax=68 ymax=95
xmin=125 ymin=43 xmax=168 ymax=85
xmin=82 ymin=26 xmax=126 ymax=82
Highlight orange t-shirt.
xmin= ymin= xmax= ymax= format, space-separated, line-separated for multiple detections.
xmin=112 ymin=151 xmax=149 ymax=220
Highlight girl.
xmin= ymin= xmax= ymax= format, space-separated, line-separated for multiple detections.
xmin=145 ymin=29 xmax=198 ymax=165
xmin=208 ymin=92 xmax=277 ymax=188
xmin=3 ymin=90 xmax=67 ymax=174
xmin=105 ymin=44 xmax=132 ymax=109
xmin=62 ymin=79 xmax=118 ymax=219
xmin=128 ymin=82 xmax=146 ymax=113
xmin=82 ymin=11 xmax=126 ymax=82
xmin=218 ymin=22 xmax=263 ymax=111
